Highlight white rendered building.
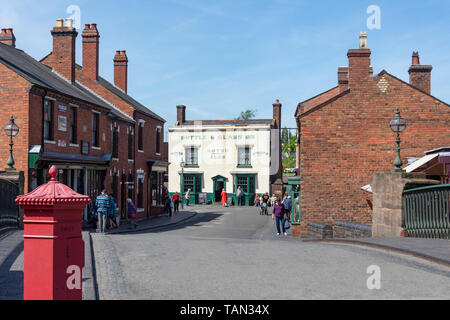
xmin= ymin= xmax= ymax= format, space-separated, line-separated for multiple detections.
xmin=168 ymin=102 xmax=283 ymax=205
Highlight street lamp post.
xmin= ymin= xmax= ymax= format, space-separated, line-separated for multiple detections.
xmin=4 ymin=115 xmax=19 ymax=171
xmin=389 ymin=108 xmax=407 ymax=172
xmin=180 ymin=160 xmax=185 ymax=209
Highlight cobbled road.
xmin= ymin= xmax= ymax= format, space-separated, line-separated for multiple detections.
xmin=92 ymin=205 xmax=450 ymax=299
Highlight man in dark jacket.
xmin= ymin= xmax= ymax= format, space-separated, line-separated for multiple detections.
xmin=95 ymin=189 xmax=110 ymax=233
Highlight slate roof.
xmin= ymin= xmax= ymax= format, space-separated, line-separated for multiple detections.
xmin=296 ymin=86 xmax=348 ymax=117
xmin=0 ymin=42 xmax=132 ymax=122
xmin=181 ymin=119 xmax=274 ymax=126
xmin=74 ymin=64 xmax=165 ymax=123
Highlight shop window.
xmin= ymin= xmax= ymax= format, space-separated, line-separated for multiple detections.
xmin=237 ymin=176 xmax=248 ymax=193
xmin=128 ymin=173 xmax=134 ymax=199
xmin=138 ymin=179 xmax=144 ymax=208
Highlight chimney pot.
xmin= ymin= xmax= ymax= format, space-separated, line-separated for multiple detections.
xmin=114 ymin=50 xmax=128 ymax=92
xmin=408 ymin=51 xmax=432 ymax=94
xmin=81 ymin=22 xmax=100 ymax=81
xmin=50 ymin=20 xmax=78 ymax=82
xmin=65 ymin=18 xmax=73 ymax=28
xmin=0 ymin=27 xmax=16 ymax=47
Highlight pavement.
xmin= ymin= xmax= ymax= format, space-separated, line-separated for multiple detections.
xmin=0 ymin=207 xmax=448 ymax=299
xmin=0 ymin=210 xmax=196 ymax=300
xmin=303 ymin=237 xmax=450 ymax=267
xmin=93 ymin=205 xmax=450 ymax=299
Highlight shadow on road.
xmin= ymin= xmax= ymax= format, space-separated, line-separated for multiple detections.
xmin=126 ymin=211 xmax=222 ymax=235
xmin=0 ymin=237 xmax=23 ymax=300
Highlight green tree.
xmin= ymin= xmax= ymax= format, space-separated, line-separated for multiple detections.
xmin=235 ymin=109 xmax=257 ymax=120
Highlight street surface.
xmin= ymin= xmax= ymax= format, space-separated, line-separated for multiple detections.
xmin=92 ymin=205 xmax=450 ymax=299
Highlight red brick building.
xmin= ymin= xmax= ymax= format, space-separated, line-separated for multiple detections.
xmin=0 ymin=18 xmax=167 ymax=220
xmin=293 ymin=33 xmax=450 ymax=236
xmin=41 ymin=21 xmax=168 ymax=218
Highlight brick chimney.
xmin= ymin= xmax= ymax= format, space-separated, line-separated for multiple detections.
xmin=50 ymin=19 xmax=77 ymax=82
xmin=408 ymin=51 xmax=432 ymax=94
xmin=177 ymin=105 xmax=186 ymax=125
xmin=272 ymin=99 xmax=281 ymax=129
xmin=0 ymin=28 xmax=16 ymax=47
xmin=347 ymin=32 xmax=371 ymax=88
xmin=82 ymin=24 xmax=100 ymax=81
xmin=337 ymin=67 xmax=348 ymax=91
xmin=114 ymin=50 xmax=128 ymax=93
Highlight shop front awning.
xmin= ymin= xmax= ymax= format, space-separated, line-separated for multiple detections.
xmin=148 ymin=159 xmax=169 ymax=172
xmin=229 ymin=171 xmax=258 ymax=175
xmin=39 ymin=152 xmax=112 ymax=166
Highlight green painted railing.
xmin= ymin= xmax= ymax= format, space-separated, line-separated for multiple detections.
xmin=402 ymin=184 xmax=450 ymax=239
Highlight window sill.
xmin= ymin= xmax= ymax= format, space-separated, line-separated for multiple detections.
xmin=112 ymin=158 xmax=119 ymax=162
xmin=138 ymin=150 xmax=144 ymax=153
xmin=44 ymin=140 xmax=56 ymax=144
xmin=128 ymin=159 xmax=134 ymax=163
xmin=137 ymin=208 xmax=144 ymax=213
xmin=185 ymin=164 xmax=199 ymax=168
xmin=156 ymin=153 xmax=161 ymax=156
xmin=237 ymin=164 xmax=253 ymax=168
xmin=92 ymin=146 xmax=101 ymax=151
xmin=69 ymin=143 xmax=79 ymax=147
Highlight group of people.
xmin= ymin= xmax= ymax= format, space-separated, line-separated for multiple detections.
xmin=92 ymin=189 xmax=138 ymax=233
xmin=164 ymin=190 xmax=185 ymax=216
xmin=254 ymin=192 xmax=292 ymax=236
xmin=271 ymin=193 xmax=292 ymax=236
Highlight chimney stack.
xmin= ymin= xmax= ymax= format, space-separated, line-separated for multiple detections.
xmin=337 ymin=67 xmax=349 ymax=91
xmin=272 ymin=99 xmax=281 ymax=129
xmin=114 ymin=50 xmax=128 ymax=93
xmin=408 ymin=51 xmax=432 ymax=94
xmin=82 ymin=24 xmax=100 ymax=81
xmin=177 ymin=105 xmax=186 ymax=125
xmin=50 ymin=18 xmax=78 ymax=82
xmin=0 ymin=28 xmax=16 ymax=47
xmin=347 ymin=32 xmax=372 ymax=88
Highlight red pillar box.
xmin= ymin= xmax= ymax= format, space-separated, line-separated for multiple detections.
xmin=15 ymin=165 xmax=90 ymax=300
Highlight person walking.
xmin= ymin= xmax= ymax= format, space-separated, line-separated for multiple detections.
xmin=282 ymin=195 xmax=292 ymax=223
xmin=236 ymin=186 xmax=244 ymax=206
xmin=261 ymin=192 xmax=270 ymax=215
xmin=165 ymin=195 xmax=173 ymax=217
xmin=185 ymin=188 xmax=191 ymax=206
xmin=127 ymin=198 xmax=138 ymax=230
xmin=172 ymin=192 xmax=181 ymax=212
xmin=95 ymin=189 xmax=110 ymax=233
xmin=221 ymin=188 xmax=228 ymax=207
xmin=272 ymin=196 xmax=287 ymax=236
xmin=254 ymin=194 xmax=261 ymax=207
xmin=108 ymin=193 xmax=118 ymax=229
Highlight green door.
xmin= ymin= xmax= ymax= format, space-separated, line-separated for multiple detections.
xmin=183 ymin=174 xmax=202 ymax=204
xmin=234 ymin=174 xmax=256 ymax=206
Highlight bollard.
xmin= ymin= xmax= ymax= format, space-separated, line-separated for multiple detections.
xmin=15 ymin=165 xmax=90 ymax=300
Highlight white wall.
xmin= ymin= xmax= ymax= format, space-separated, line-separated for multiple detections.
xmin=168 ymin=125 xmax=272 ymax=195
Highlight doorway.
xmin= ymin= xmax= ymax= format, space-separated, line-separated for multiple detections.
xmin=215 ymin=180 xmax=224 ymax=202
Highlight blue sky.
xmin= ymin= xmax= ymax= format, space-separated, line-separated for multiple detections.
xmin=1 ymin=0 xmax=449 ymax=134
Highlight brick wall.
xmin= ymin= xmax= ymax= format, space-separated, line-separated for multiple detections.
xmin=295 ymin=72 xmax=450 ymax=236
xmin=0 ymin=63 xmax=30 ymax=190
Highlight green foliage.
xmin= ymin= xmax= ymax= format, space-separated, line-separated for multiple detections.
xmin=235 ymin=109 xmax=257 ymax=120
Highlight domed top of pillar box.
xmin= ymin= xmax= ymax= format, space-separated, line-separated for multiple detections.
xmin=15 ymin=165 xmax=90 ymax=209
